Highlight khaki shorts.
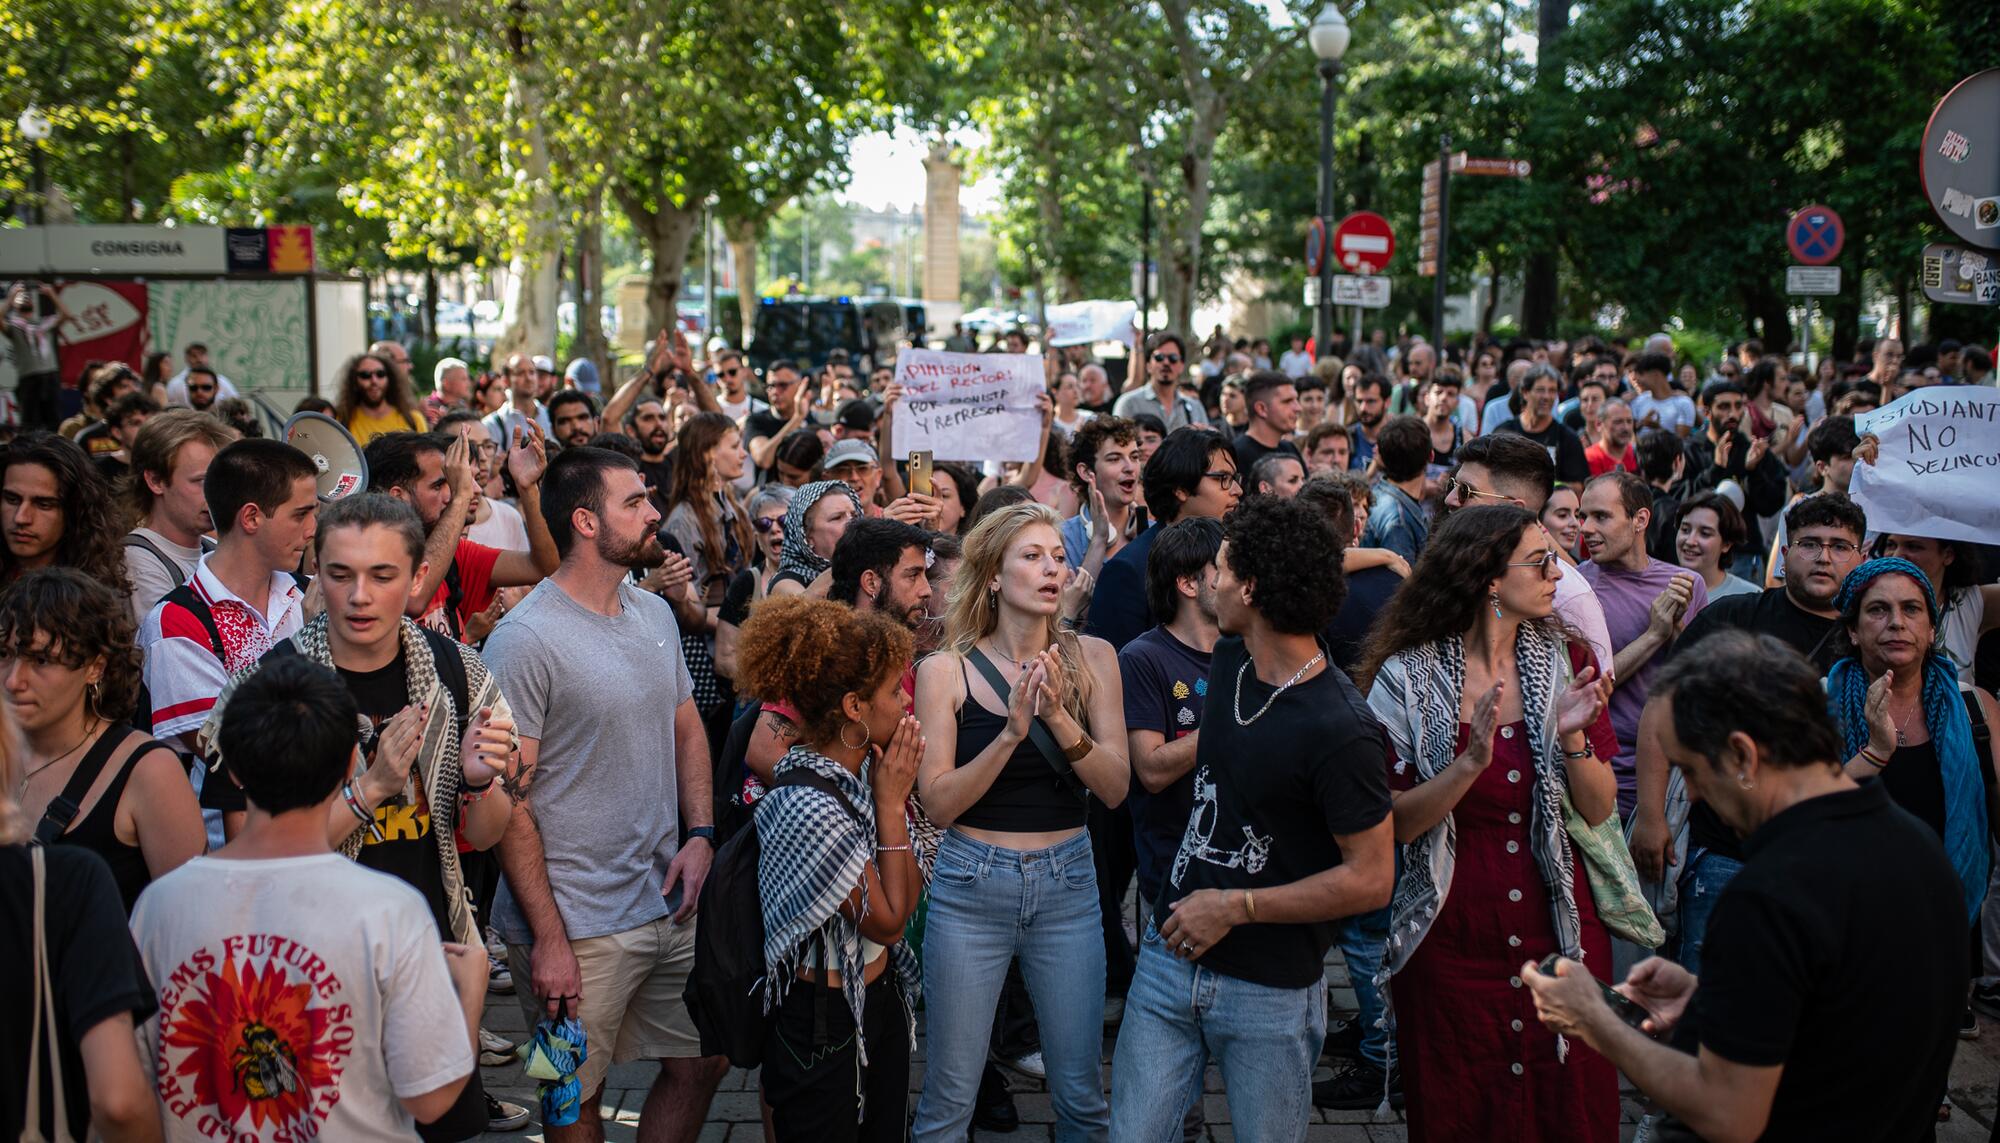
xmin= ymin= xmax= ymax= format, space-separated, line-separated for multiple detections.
xmin=509 ymin=914 xmax=703 ymax=1096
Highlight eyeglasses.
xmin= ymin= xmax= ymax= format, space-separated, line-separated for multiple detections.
xmin=1152 ymin=353 xmax=1182 ymax=365
xmin=356 ymin=369 xmax=389 ymax=380
xmin=1506 ymin=551 xmax=1563 ymax=579
xmin=752 ymin=515 xmax=783 ymax=534
xmin=1791 ymin=538 xmax=1860 ymax=558
xmin=1203 ymin=469 xmax=1242 ymax=487
xmin=1443 ymin=475 xmax=1514 ymax=504
xmin=720 ymin=367 xmax=742 ymax=378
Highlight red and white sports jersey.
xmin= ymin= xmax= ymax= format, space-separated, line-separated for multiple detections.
xmin=138 ymin=554 xmax=305 ymax=738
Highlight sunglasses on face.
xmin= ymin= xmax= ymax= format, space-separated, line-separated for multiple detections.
xmin=1152 ymin=353 xmax=1182 ymax=365
xmin=1443 ymin=475 xmax=1513 ymax=503
xmin=752 ymin=515 xmax=783 ymax=534
xmin=720 ymin=367 xmax=742 ymax=378
xmin=1507 ymin=550 xmax=1562 ymax=578
xmin=356 ymin=369 xmax=389 ymax=380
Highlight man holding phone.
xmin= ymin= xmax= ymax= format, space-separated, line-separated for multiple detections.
xmin=1523 ymin=632 xmax=1964 ymax=1143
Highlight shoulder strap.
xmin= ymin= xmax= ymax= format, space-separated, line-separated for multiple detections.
xmin=419 ymin=626 xmax=474 ymax=734
xmin=33 ymin=729 xmax=131 ymax=846
xmin=124 ymin=532 xmax=187 ymax=589
xmin=23 ymin=846 xmax=72 ymax=1142
xmin=769 ymin=767 xmax=867 ymax=828
xmin=161 ymin=582 xmax=224 ymax=657
xmin=440 ymin=559 xmax=466 ymax=641
xmin=964 ymin=647 xmax=1086 ymax=797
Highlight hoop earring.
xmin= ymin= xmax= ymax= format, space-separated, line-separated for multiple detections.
xmin=1736 ymin=771 xmax=1755 ymax=790
xmin=840 ymin=719 xmax=871 ymax=751
xmin=85 ymin=681 xmax=100 ymax=715
xmin=1489 ymin=591 xmax=1504 ymax=620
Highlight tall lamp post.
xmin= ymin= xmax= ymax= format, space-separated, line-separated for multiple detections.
xmin=1307 ymin=4 xmax=1349 ymax=360
xmin=17 ymin=106 xmax=51 ymax=226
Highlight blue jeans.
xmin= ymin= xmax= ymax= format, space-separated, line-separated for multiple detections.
xmin=912 ymin=829 xmax=1108 ymax=1142
xmin=1673 ymin=849 xmax=1744 ymax=976
xmin=1109 ymin=924 xmax=1327 ymax=1143
xmin=1335 ymin=906 xmax=1393 ymax=1070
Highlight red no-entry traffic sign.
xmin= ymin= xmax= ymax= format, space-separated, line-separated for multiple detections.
xmin=1333 ymin=211 xmax=1395 ymax=275
xmin=1786 ymin=205 xmax=1845 ymax=266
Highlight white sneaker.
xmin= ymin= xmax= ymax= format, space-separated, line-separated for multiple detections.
xmin=479 ymin=1027 xmax=517 ymax=1067
xmin=1002 ymin=1050 xmax=1046 ymax=1080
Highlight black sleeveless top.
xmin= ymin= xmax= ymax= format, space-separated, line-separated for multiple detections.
xmin=58 ymin=737 xmax=173 ymax=913
xmin=952 ymin=660 xmax=1087 ymax=832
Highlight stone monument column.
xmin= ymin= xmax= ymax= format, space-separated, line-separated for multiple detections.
xmin=921 ymin=142 xmax=962 ymax=324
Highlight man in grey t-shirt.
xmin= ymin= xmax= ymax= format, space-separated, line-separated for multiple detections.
xmin=485 ymin=445 xmax=724 ymax=1142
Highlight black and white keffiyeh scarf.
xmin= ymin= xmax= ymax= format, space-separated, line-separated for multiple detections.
xmin=777 ymin=481 xmax=863 ymax=584
xmin=1367 ymin=622 xmax=1583 ymax=986
xmin=756 ymin=746 xmax=920 ymax=1065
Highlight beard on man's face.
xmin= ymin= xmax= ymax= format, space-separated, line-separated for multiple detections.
xmin=598 ymin=529 xmax=666 ymax=570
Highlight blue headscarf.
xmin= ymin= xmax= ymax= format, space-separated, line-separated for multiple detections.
xmin=1829 ymin=556 xmax=1990 ymax=920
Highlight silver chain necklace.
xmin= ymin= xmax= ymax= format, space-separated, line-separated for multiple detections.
xmin=1233 ymin=652 xmax=1324 ymax=726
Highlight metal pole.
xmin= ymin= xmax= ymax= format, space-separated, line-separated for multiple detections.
xmin=1803 ymin=296 xmax=1815 ymax=373
xmin=702 ymin=203 xmax=716 ymax=350
xmin=1431 ymin=134 xmax=1452 ymax=352
xmin=1139 ymin=181 xmax=1153 ymax=346
xmin=1316 ymin=59 xmax=1338 ymax=359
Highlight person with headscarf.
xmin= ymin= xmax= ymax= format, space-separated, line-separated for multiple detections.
xmin=1828 ymin=557 xmax=1998 ymax=936
xmin=769 ymin=480 xmax=863 ymax=596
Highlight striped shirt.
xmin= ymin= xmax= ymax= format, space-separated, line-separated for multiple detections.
xmin=137 ymin=554 xmax=304 ymax=737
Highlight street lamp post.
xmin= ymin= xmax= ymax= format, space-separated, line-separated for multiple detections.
xmin=17 ymin=106 xmax=51 ymax=226
xmin=1308 ymin=4 xmax=1349 ymax=361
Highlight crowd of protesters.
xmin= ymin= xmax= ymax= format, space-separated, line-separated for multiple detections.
xmin=5 ymin=296 xmax=2000 ymax=1143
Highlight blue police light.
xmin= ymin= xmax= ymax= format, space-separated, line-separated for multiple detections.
xmin=837 ymin=296 xmax=851 ymax=304
xmin=761 ymin=297 xmax=775 ymax=306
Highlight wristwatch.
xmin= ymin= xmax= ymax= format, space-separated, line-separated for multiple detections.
xmin=687 ymin=826 xmax=716 ymax=844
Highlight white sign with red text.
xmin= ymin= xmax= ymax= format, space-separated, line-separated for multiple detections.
xmin=893 ymin=349 xmax=1045 ymax=463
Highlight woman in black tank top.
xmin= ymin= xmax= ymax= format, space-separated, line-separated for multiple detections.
xmin=4 ymin=569 xmax=204 ymax=911
xmin=910 ymin=503 xmax=1130 ymax=1141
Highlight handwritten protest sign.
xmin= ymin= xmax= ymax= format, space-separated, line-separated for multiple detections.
xmin=1852 ymin=387 xmax=2000 ymax=545
xmin=894 ymin=349 xmax=1045 ymax=463
xmin=1044 ymin=300 xmax=1138 ymax=348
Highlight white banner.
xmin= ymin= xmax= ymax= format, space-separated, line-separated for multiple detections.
xmin=1852 ymin=387 xmax=2000 ymax=544
xmin=1043 ymin=299 xmax=1137 ymax=347
xmin=894 ymin=349 xmax=1046 ymax=463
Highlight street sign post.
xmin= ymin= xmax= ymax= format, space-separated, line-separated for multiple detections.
xmin=1333 ymin=275 xmax=1391 ymax=308
xmin=1786 ymin=205 xmax=1845 ymax=265
xmin=1786 ymin=266 xmax=1841 ymax=295
xmin=1922 ymin=244 xmax=2000 ymax=307
xmin=1332 ymin=211 xmax=1394 ymax=275
xmin=1303 ymin=278 xmax=1320 ymax=307
xmin=1920 ymin=68 xmax=2000 ymax=251
xmin=1449 ymin=154 xmax=1532 ymax=178
xmin=1305 ymin=217 xmax=1327 ymax=278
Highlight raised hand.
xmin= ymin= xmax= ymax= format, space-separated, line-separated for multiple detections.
xmin=461 ymin=705 xmax=517 ymax=787
xmin=1555 ymin=667 xmax=1609 ymax=737
xmin=1460 ymin=682 xmax=1502 ymax=771
xmin=1863 ymin=669 xmax=1898 ymax=758
xmin=1060 ymin=567 xmax=1094 ymax=625
xmin=873 ymin=715 xmax=924 ymax=808
xmin=1004 ymin=659 xmax=1047 ymax=744
xmin=507 ymin=422 xmax=548 ymax=488
xmin=1647 ymin=575 xmax=1695 ymax=636
xmin=361 ymin=702 xmax=427 ymax=804
xmin=443 ymin=431 xmax=475 ymax=501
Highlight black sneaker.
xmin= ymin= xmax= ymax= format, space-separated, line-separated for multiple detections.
xmin=1960 ymin=1005 xmax=1980 ymax=1041
xmin=1320 ymin=1015 xmax=1363 ymax=1062
xmin=973 ymin=1061 xmax=1019 ymax=1133
xmin=1312 ymin=1059 xmax=1404 ymax=1111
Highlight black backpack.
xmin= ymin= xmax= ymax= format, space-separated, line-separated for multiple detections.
xmin=684 ymin=768 xmax=865 ymax=1068
xmin=710 ymin=703 xmax=764 ymax=848
xmin=133 ymin=574 xmax=309 ymax=740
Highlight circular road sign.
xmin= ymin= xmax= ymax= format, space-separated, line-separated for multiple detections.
xmin=1921 ymin=68 xmax=2000 ymax=250
xmin=1333 ymin=211 xmax=1395 ymax=275
xmin=1786 ymin=205 xmax=1844 ymax=266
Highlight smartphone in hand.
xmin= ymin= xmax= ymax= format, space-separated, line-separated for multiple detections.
xmin=908 ymin=449 xmax=934 ymax=497
xmin=1537 ymin=954 xmax=1653 ymax=1031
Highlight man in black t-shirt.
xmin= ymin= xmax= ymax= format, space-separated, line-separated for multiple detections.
xmin=1109 ymin=496 xmax=1393 ymax=1140
xmin=1525 ymin=632 xmax=1963 ymax=1143
xmin=1626 ymin=493 xmax=1866 ymax=974
xmin=237 ymin=494 xmax=531 ymax=1135
xmin=1228 ymin=370 xmax=1301 ymax=478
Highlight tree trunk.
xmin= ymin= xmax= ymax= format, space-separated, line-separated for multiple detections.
xmin=1480 ymin=262 xmax=1502 ymax=335
xmin=423 ymin=264 xmax=440 ymax=351
xmin=572 ymin=185 xmax=611 ymax=383
xmin=1521 ymin=0 xmax=1569 ymax=338
xmin=727 ymin=217 xmax=761 ymax=344
xmin=491 ymin=58 xmax=559 ymax=365
xmin=1165 ymin=106 xmax=1221 ymax=337
xmin=1745 ymin=284 xmax=1791 ymax=349
xmin=615 ymin=185 xmax=702 ymax=341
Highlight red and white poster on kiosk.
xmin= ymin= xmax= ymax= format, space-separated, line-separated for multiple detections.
xmin=55 ymin=279 xmax=150 ymax=387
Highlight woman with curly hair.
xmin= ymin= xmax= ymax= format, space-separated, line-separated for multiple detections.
xmin=3 ymin=567 xmax=203 ymax=911
xmin=910 ymin=501 xmax=1129 ymax=1141
xmin=1359 ymin=504 xmax=1617 ymax=1143
xmin=333 ymin=350 xmax=426 ymax=445
xmin=0 ymin=432 xmax=133 ymax=602
xmin=736 ymin=594 xmax=925 ymax=1139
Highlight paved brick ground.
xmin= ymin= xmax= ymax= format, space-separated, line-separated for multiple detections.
xmin=470 ymin=947 xmax=2000 ymax=1141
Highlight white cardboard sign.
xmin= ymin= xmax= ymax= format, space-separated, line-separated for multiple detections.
xmin=1852 ymin=387 xmax=2000 ymax=545
xmin=894 ymin=349 xmax=1045 ymax=463
xmin=1043 ymin=300 xmax=1138 ymax=347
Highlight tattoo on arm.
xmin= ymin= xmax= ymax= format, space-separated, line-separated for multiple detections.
xmin=501 ymin=755 xmax=536 ymax=802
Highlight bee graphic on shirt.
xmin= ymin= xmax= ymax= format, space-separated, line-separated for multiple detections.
xmin=231 ymin=1022 xmax=302 ymax=1101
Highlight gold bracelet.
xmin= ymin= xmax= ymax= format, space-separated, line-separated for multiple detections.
xmin=1243 ymin=889 xmax=1256 ymax=923
xmin=1062 ymin=730 xmax=1093 ymax=764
